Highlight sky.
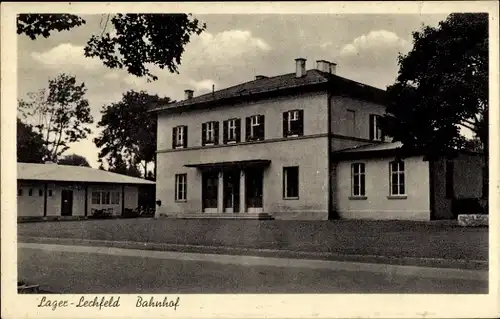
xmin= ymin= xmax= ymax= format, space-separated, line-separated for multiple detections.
xmin=17 ymin=13 xmax=451 ymax=168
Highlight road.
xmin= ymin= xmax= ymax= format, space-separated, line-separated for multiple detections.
xmin=18 ymin=243 xmax=487 ymax=294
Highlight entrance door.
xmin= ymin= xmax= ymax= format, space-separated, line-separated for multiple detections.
xmin=61 ymin=190 xmax=73 ymax=216
xmin=224 ymin=170 xmax=240 ymax=213
xmin=202 ymin=171 xmax=218 ymax=213
xmin=246 ymin=168 xmax=263 ymax=213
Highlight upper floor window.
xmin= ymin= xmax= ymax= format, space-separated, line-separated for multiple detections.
xmin=346 ymin=109 xmax=356 ymax=137
xmin=351 ymin=163 xmax=366 ymax=197
xmin=389 ymin=160 xmax=405 ymax=196
xmin=223 ymin=118 xmax=241 ymax=144
xmin=172 ymin=125 xmax=188 ymax=149
xmin=202 ymin=121 xmax=219 ymax=146
xmin=246 ymin=115 xmax=265 ymax=141
xmin=283 ymin=110 xmax=304 ymax=137
xmin=369 ymin=114 xmax=383 ymax=141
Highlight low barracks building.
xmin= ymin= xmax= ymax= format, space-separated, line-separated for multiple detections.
xmin=151 ymin=58 xmax=483 ymax=221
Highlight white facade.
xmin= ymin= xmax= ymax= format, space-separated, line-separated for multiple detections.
xmin=336 ymin=155 xmax=431 ymax=221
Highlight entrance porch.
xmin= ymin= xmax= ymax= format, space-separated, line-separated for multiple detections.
xmin=184 ymin=160 xmax=272 ymax=219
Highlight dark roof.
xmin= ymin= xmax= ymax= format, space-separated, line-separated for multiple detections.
xmin=150 ymin=69 xmax=387 ymax=113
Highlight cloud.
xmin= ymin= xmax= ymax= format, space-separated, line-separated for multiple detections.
xmin=340 ymin=30 xmax=410 ymax=58
xmin=31 ymin=43 xmax=102 ymax=71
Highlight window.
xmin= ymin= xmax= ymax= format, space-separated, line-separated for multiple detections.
xmin=283 ymin=110 xmax=304 ymax=137
xmin=389 ymin=161 xmax=405 ymax=196
xmin=91 ymin=191 xmax=101 ymax=205
xmin=111 ymin=192 xmax=120 ymax=205
xmin=445 ymin=160 xmax=454 ymax=198
xmin=283 ymin=166 xmax=299 ymax=199
xmin=351 ymin=163 xmax=366 ymax=197
xmin=223 ymin=118 xmax=241 ymax=144
xmin=91 ymin=191 xmax=115 ymax=205
xmin=202 ymin=121 xmax=219 ymax=146
xmin=28 ymin=188 xmax=33 ymax=196
xmin=346 ymin=109 xmax=356 ymax=136
xmin=38 ymin=189 xmax=43 ymax=196
xmin=246 ymin=115 xmax=265 ymax=141
xmin=48 ymin=190 xmax=53 ymax=197
xmin=18 ymin=189 xmax=23 ymax=196
xmin=369 ymin=114 xmax=383 ymax=141
xmin=172 ymin=125 xmax=187 ymax=149
xmin=175 ymin=174 xmax=187 ymax=201
xmin=101 ymin=192 xmax=111 ymax=205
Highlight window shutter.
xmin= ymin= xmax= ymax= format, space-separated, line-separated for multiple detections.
xmin=245 ymin=117 xmax=251 ymax=141
xmin=214 ymin=122 xmax=219 ymax=145
xmin=172 ymin=127 xmax=176 ymax=148
xmin=283 ymin=112 xmax=288 ymax=137
xmin=201 ymin=123 xmax=207 ymax=146
xmin=369 ymin=115 xmax=374 ymax=140
xmin=223 ymin=120 xmax=228 ymax=144
xmin=235 ymin=119 xmax=241 ymax=143
xmin=183 ymin=126 xmax=188 ymax=148
xmin=259 ymin=115 xmax=265 ymax=140
xmin=298 ymin=110 xmax=304 ymax=136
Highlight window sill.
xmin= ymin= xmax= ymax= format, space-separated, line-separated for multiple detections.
xmin=387 ymin=195 xmax=407 ymax=200
xmin=174 ymin=146 xmax=185 ymax=149
xmin=226 ymin=141 xmax=238 ymax=144
xmin=349 ymin=196 xmax=367 ymax=200
xmin=175 ymin=200 xmax=187 ymax=203
xmin=284 ymin=196 xmax=299 ymax=200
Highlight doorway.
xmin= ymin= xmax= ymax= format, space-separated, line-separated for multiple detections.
xmin=202 ymin=171 xmax=218 ymax=213
xmin=223 ymin=170 xmax=240 ymax=213
xmin=61 ymin=189 xmax=73 ymax=216
xmin=246 ymin=168 xmax=263 ymax=213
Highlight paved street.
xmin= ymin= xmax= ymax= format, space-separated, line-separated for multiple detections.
xmin=18 ymin=243 xmax=487 ymax=294
xmin=17 ymin=219 xmax=489 ymax=261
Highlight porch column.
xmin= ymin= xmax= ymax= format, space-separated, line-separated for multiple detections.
xmin=84 ymin=184 xmax=88 ymax=217
xmin=239 ymin=169 xmax=246 ymax=213
xmin=217 ymin=171 xmax=224 ymax=213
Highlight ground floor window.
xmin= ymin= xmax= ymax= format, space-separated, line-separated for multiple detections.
xmin=18 ymin=189 xmax=23 ymax=196
xmin=91 ymin=191 xmax=117 ymax=205
xmin=351 ymin=163 xmax=366 ymax=196
xmin=111 ymin=191 xmax=120 ymax=205
xmin=175 ymin=174 xmax=187 ymax=201
xmin=389 ymin=160 xmax=405 ymax=196
xmin=283 ymin=166 xmax=299 ymax=199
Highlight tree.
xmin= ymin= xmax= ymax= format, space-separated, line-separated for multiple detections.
xmin=17 ymin=119 xmax=49 ymax=163
xmin=58 ymin=153 xmax=91 ymax=167
xmin=94 ymin=90 xmax=170 ymax=179
xmin=380 ymin=13 xmax=488 ymax=191
xmin=106 ymin=154 xmax=142 ymax=178
xmin=18 ymin=14 xmax=206 ymax=82
xmin=381 ymin=13 xmax=488 ymax=157
xmin=18 ymin=74 xmax=93 ymax=162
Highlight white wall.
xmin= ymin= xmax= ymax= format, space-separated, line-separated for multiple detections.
xmin=156 ymin=92 xmax=330 ymax=220
xmin=17 ymin=181 xmax=141 ymax=217
xmin=335 ymin=155 xmax=431 ymax=220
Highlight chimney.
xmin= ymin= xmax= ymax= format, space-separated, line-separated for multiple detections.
xmin=329 ymin=62 xmax=337 ymax=75
xmin=184 ymin=89 xmax=194 ymax=100
xmin=255 ymin=75 xmax=268 ymax=80
xmin=295 ymin=58 xmax=306 ymax=78
xmin=316 ymin=60 xmax=330 ymax=73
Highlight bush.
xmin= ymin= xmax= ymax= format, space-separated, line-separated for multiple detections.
xmin=452 ymin=198 xmax=487 ymax=216
xmin=90 ymin=208 xmax=113 ymax=219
